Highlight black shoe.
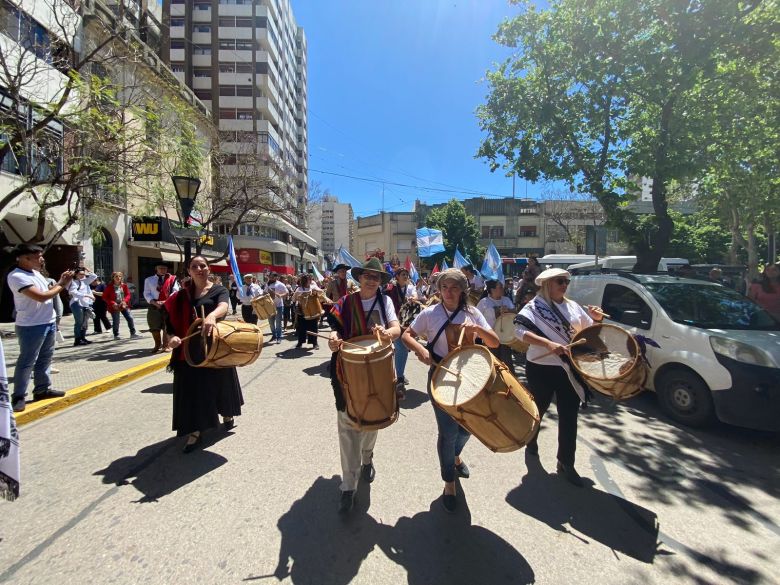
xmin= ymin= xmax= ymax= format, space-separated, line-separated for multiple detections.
xmin=82 ymin=338 xmax=93 ymax=344
xmin=556 ymin=461 xmax=584 ymax=487
xmin=33 ymin=389 xmax=66 ymax=400
xmin=223 ymin=417 xmax=235 ymax=430
xmin=442 ymin=489 xmax=457 ymax=513
xmin=12 ymin=398 xmax=25 ymax=413
xmin=361 ymin=462 xmax=375 ymax=483
xmin=526 ymin=441 xmax=539 ymax=456
xmin=455 ymin=461 xmax=470 ymax=479
xmin=182 ymin=433 xmax=203 ymax=454
xmin=295 ymin=343 xmax=303 ymax=349
xmin=73 ymin=339 xmax=85 ymax=347
xmin=339 ymin=490 xmax=355 ymax=514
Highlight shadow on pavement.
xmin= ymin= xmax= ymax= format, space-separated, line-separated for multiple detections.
xmin=507 ymin=454 xmax=660 ymax=563
xmin=399 ymin=389 xmax=428 ymax=410
xmin=302 ymin=360 xmax=331 ymax=378
xmin=262 ymin=475 xmax=534 ymax=585
xmin=141 ymin=383 xmax=173 ymax=394
xmin=93 ymin=434 xmax=227 ymax=503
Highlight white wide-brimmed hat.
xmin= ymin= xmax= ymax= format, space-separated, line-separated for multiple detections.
xmin=535 ymin=268 xmax=571 ymax=287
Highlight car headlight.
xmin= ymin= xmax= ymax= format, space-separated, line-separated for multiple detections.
xmin=710 ymin=336 xmax=777 ymax=368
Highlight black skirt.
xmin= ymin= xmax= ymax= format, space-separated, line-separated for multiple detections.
xmin=171 ymin=361 xmax=244 ymax=436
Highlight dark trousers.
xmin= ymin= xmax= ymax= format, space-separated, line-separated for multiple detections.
xmin=283 ymin=304 xmax=292 ymax=328
xmin=296 ymin=316 xmax=318 ymax=346
xmin=230 ymin=295 xmax=239 ymax=314
xmin=241 ymin=304 xmax=258 ymax=325
xmin=93 ymin=303 xmax=111 ymax=333
xmin=525 ymin=361 xmax=581 ymax=466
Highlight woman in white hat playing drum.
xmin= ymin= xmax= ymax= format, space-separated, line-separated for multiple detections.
xmin=513 ymin=268 xmax=604 ymax=486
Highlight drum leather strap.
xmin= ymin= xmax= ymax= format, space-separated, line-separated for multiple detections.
xmin=426 ymin=304 xmax=463 ymax=364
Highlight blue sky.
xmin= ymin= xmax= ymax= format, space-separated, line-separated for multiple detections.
xmin=294 ymin=0 xmax=545 ymax=218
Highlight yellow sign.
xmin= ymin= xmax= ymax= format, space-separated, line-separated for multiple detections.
xmin=132 ymin=222 xmax=159 ymax=235
xmin=259 ymin=251 xmax=272 ymax=265
xmin=199 ymin=235 xmax=214 ymax=246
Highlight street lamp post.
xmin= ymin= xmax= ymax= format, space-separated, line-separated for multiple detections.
xmin=296 ymin=240 xmax=307 ymax=274
xmin=171 ymin=175 xmax=201 ymax=269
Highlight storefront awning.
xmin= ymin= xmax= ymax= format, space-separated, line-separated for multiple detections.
xmin=160 ymin=250 xmax=182 ymax=263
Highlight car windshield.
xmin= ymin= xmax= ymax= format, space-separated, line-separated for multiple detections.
xmin=644 ymin=283 xmax=779 ymax=330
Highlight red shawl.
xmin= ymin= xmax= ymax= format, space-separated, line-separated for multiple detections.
xmin=163 ymin=284 xmax=196 ymax=362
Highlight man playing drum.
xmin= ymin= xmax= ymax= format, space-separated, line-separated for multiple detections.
xmin=401 ymin=268 xmax=500 ymax=512
xmin=327 ymin=258 xmax=400 ymax=514
xmin=514 ymin=268 xmax=604 ymax=487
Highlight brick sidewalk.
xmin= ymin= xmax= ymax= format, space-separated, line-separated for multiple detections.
xmin=0 ymin=309 xmax=170 ymax=396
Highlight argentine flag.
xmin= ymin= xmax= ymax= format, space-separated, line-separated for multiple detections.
xmin=453 ymin=247 xmax=469 ymax=269
xmin=441 ymin=259 xmax=449 ymax=270
xmin=227 ymin=235 xmax=242 ymax=286
xmin=416 ymin=228 xmax=445 ymax=257
xmin=481 ymin=241 xmax=504 ymax=282
xmin=335 ymin=245 xmax=361 ymax=268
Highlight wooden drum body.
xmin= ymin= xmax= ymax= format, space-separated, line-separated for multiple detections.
xmin=467 ymin=289 xmax=482 ymax=307
xmin=183 ymin=318 xmax=263 ymax=368
xmin=251 ymin=293 xmax=276 ymax=320
xmin=337 ymin=335 xmax=398 ymax=431
xmin=493 ymin=312 xmax=529 ymax=353
xmin=431 ymin=345 xmax=539 ymax=452
xmin=399 ymin=300 xmax=422 ymax=329
xmin=301 ymin=292 xmax=323 ymax=320
xmin=569 ymin=323 xmax=648 ymax=400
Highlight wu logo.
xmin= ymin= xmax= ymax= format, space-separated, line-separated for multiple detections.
xmin=133 ymin=223 xmax=159 ymax=235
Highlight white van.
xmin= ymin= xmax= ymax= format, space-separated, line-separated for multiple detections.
xmin=538 ymin=254 xmax=599 ymax=270
xmin=568 ymin=256 xmax=689 ymax=273
xmin=566 ymin=272 xmax=780 ymax=431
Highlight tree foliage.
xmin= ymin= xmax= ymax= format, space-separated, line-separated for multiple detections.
xmin=477 ymin=0 xmax=776 ymax=273
xmin=424 ymin=199 xmax=484 ymax=267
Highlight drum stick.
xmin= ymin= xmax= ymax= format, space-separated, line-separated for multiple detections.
xmin=178 ymin=328 xmax=203 ymax=343
xmin=305 ymin=332 xmax=364 ymax=350
xmin=535 ymin=338 xmax=587 ymax=359
xmin=437 ymin=364 xmax=461 ymax=378
xmin=588 ymin=306 xmax=612 ymax=318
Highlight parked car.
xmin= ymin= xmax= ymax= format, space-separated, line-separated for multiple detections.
xmin=567 ymin=272 xmax=780 ymax=431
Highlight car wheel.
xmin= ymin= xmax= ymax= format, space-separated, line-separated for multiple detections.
xmin=657 ymin=368 xmax=715 ymax=427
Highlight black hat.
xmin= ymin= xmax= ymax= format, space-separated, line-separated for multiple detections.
xmin=333 ymin=263 xmax=350 ymax=272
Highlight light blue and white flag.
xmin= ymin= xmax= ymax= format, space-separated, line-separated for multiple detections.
xmin=227 ymin=235 xmax=242 ymax=286
xmin=416 ymin=228 xmax=445 ymax=257
xmin=312 ymin=264 xmax=325 ymax=283
xmin=335 ymin=245 xmax=361 ymax=268
xmin=453 ymin=247 xmax=469 ymax=269
xmin=441 ymin=259 xmax=449 ymax=270
xmin=480 ymin=241 xmax=504 ymax=283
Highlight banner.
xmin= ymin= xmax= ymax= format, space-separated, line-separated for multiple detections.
xmin=404 ymin=256 xmax=420 ymax=284
xmin=415 ymin=228 xmax=445 ymax=257
xmin=335 ymin=245 xmax=361 ymax=286
xmin=312 ymin=264 xmax=325 ymax=283
xmin=259 ymin=251 xmax=273 ymax=265
xmin=227 ymin=236 xmax=242 ymax=287
xmin=480 ymin=241 xmax=504 ymax=283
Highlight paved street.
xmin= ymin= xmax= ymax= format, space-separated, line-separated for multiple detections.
xmin=1 ymin=323 xmax=778 ymax=585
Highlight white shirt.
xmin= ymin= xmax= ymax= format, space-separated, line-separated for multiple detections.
xmin=143 ymin=273 xmax=180 ymax=303
xmin=514 ymin=298 xmax=593 ymax=366
xmin=470 ymin=273 xmax=485 ymax=290
xmin=294 ymin=283 xmax=322 ymax=299
xmin=394 ymin=283 xmax=419 ymax=301
xmin=68 ymin=273 xmax=98 ymax=308
xmin=237 ymin=282 xmax=263 ymax=305
xmin=359 ymin=294 xmax=398 ymax=328
xmin=7 ymin=268 xmax=56 ymax=326
xmin=266 ymin=281 xmax=288 ymax=308
xmin=410 ymin=303 xmax=490 ymax=360
xmin=476 ymin=295 xmax=515 ymax=328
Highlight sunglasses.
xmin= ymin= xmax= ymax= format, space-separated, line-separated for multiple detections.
xmin=554 ymin=278 xmax=571 ymax=285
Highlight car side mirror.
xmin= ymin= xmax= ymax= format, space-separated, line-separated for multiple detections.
xmin=621 ymin=310 xmax=645 ymax=328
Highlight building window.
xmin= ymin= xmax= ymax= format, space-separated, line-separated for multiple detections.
xmin=193 ymin=45 xmax=211 ymax=55
xmin=235 ymin=40 xmax=254 ymax=51
xmin=170 ymin=18 xmax=184 ymax=27
xmin=236 ymin=109 xmax=253 ymax=120
xmin=193 ymin=68 xmax=210 ymax=78
xmin=481 ymin=226 xmax=504 ymax=238
xmin=193 ymin=89 xmax=212 ymax=100
xmin=170 ymin=62 xmax=185 ymax=73
xmin=171 ymin=40 xmax=185 ymax=49
xmin=236 ymin=17 xmax=253 ymax=27
xmin=219 ymin=108 xmax=236 ymax=119
xmin=236 ymin=63 xmax=252 ymax=73
xmin=518 ymin=226 xmax=537 ymax=238
xmin=219 ymin=39 xmax=236 ymax=50
xmin=193 ymin=25 xmax=211 ymax=33
xmin=219 ymin=63 xmax=235 ymax=73
xmin=218 ymin=17 xmax=235 ymax=27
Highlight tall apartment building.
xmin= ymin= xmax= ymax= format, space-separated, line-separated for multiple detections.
xmin=164 ymin=0 xmax=308 ymax=227
xmin=307 ymin=195 xmax=354 ymax=261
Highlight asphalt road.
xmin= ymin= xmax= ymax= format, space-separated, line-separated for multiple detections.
xmin=1 ymin=329 xmax=778 ymax=585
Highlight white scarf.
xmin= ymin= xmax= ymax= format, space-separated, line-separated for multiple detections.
xmin=524 ymin=297 xmax=587 ymax=402
xmin=0 ymin=340 xmax=20 ymax=500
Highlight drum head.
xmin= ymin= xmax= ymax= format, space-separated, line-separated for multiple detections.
xmin=433 ymin=346 xmax=493 ymax=407
xmin=494 ymin=313 xmax=518 ymax=344
xmin=341 ymin=336 xmax=386 ymax=355
xmin=571 ymin=324 xmax=638 ymax=380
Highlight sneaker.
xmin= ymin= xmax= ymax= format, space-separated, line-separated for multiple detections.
xmin=338 ymin=490 xmax=355 ymax=514
xmin=82 ymin=338 xmax=92 ymax=345
xmin=33 ymin=388 xmax=66 ymax=400
xmin=361 ymin=463 xmax=375 ymax=483
xmin=12 ymin=398 xmax=25 ymax=413
xmin=130 ymin=333 xmax=142 ymax=339
xmin=50 ymin=367 xmax=60 ymax=374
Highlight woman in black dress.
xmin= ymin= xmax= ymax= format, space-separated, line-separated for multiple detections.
xmin=164 ymin=255 xmax=244 ymax=453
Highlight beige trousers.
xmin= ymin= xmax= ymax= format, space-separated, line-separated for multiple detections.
xmin=337 ymin=410 xmax=378 ymax=492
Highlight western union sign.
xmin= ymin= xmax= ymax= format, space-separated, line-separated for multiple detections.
xmin=131 ymin=218 xmax=162 ymax=241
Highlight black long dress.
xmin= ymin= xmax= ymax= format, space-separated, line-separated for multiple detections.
xmin=168 ymin=285 xmax=244 ymax=436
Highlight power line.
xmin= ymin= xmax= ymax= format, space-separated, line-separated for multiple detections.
xmin=309 ymin=168 xmax=519 ymax=199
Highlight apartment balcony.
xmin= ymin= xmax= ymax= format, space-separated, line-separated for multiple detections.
xmin=224 ymin=27 xmax=253 ymax=40
xmin=170 ymin=4 xmax=185 ymax=16
xmin=192 ymin=8 xmax=211 ymax=22
xmin=169 ymin=48 xmax=185 ymax=62
xmin=192 ymin=77 xmax=212 ymax=90
xmin=170 ymin=25 xmax=184 ymax=38
xmin=219 ymin=119 xmax=254 ymax=132
xmin=256 ymin=97 xmax=281 ymax=126
xmin=221 ymin=49 xmax=252 ymax=63
xmin=192 ymin=32 xmax=211 ymax=45
xmin=192 ymin=54 xmax=212 ymax=67
xmin=216 ymin=4 xmax=253 ymax=17
xmin=220 ymin=95 xmax=254 ymax=109
xmin=219 ymin=72 xmax=253 ymax=85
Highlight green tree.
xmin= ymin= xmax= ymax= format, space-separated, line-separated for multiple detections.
xmin=477 ymin=0 xmax=774 ymax=273
xmin=424 ymin=199 xmax=484 ymax=268
xmin=637 ymin=211 xmax=731 ymax=264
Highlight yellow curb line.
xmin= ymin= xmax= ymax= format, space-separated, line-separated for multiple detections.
xmin=16 ymin=354 xmax=171 ymax=426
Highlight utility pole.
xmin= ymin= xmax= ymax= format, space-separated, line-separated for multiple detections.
xmin=512 ymin=173 xmax=515 ymax=199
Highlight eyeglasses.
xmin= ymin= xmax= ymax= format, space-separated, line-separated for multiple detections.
xmin=554 ymin=278 xmax=571 ymax=285
xmin=361 ymin=273 xmax=381 ymax=282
